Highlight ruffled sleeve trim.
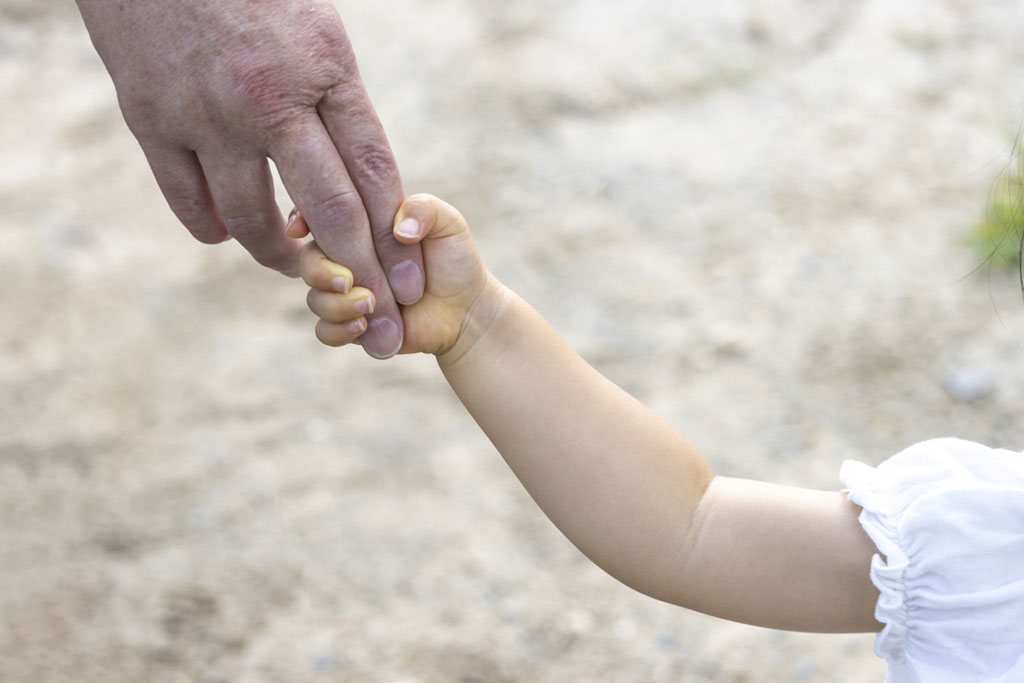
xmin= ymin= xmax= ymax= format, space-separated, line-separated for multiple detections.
xmin=840 ymin=459 xmax=911 ymax=664
xmin=840 ymin=437 xmax=1024 ymax=682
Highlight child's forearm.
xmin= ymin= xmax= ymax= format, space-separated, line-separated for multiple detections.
xmin=438 ymin=279 xmax=881 ymax=633
xmin=438 ymin=278 xmax=715 ymax=604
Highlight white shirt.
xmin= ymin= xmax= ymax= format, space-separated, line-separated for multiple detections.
xmin=842 ymin=438 xmax=1024 ymax=682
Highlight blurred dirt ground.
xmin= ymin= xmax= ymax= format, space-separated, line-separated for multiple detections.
xmin=4 ymin=1 xmax=1024 ymax=681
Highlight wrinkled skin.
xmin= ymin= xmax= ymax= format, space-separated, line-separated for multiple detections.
xmin=75 ymin=0 xmax=423 ymax=358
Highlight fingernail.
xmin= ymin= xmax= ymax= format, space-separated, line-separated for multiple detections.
xmin=396 ymin=218 xmax=421 ymax=239
xmin=360 ymin=317 xmax=402 ymax=359
xmin=285 ymin=208 xmax=302 ymax=238
xmin=347 ymin=318 xmax=366 ymax=335
xmin=356 ymin=295 xmax=374 ymax=315
xmin=331 ymin=276 xmax=351 ymax=294
xmin=389 ymin=260 xmax=425 ymax=305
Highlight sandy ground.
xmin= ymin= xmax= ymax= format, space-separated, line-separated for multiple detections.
xmin=4 ymin=1 xmax=1024 ymax=681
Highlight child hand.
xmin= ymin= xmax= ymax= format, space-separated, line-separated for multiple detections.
xmin=296 ymin=194 xmax=496 ymax=356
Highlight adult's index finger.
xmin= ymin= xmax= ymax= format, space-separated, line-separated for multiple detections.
xmin=271 ymin=117 xmax=403 ymax=359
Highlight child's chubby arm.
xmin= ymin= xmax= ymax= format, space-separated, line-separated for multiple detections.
xmin=299 ymin=194 xmax=881 ymax=634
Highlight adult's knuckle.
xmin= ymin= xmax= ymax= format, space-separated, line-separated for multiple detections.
xmin=233 ymin=64 xmax=290 ymax=110
xmin=222 ymin=213 xmax=268 ymax=242
xmin=217 ymin=59 xmax=315 ymax=135
xmin=167 ymin=197 xmax=221 ymax=239
xmin=315 ymin=189 xmax=365 ymax=225
xmin=350 ymin=144 xmax=400 ymax=187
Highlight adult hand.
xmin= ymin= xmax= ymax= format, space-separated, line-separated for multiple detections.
xmin=75 ymin=0 xmax=424 ymax=359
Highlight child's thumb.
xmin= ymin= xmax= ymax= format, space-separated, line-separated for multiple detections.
xmin=393 ymin=194 xmax=469 ymax=245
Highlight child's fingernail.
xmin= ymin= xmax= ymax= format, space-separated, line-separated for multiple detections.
xmin=347 ymin=319 xmax=366 ymax=335
xmin=285 ymin=208 xmax=302 ymax=237
xmin=331 ymin=277 xmax=351 ymax=294
xmin=396 ymin=218 xmax=421 ymax=239
xmin=356 ymin=296 xmax=374 ymax=315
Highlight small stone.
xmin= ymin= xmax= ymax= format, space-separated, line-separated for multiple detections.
xmin=941 ymin=366 xmax=995 ymax=403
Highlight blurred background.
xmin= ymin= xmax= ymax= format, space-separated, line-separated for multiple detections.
xmin=4 ymin=0 xmax=1024 ymax=681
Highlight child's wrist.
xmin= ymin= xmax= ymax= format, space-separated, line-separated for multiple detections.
xmin=436 ymin=273 xmax=510 ymax=369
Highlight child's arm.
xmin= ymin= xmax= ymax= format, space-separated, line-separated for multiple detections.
xmin=297 ymin=195 xmax=882 ymax=634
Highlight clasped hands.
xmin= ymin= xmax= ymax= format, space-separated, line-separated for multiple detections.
xmin=291 ymin=194 xmax=499 ymax=363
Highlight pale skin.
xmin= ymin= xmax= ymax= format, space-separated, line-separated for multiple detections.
xmin=74 ymin=0 xmax=422 ymax=359
xmin=295 ymin=195 xmax=884 ymax=633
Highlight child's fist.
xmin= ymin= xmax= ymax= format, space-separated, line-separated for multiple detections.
xmin=298 ymin=194 xmax=494 ymax=356
xmin=299 ymin=248 xmax=376 ymax=346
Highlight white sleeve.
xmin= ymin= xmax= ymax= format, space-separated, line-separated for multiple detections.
xmin=841 ymin=438 xmax=1024 ymax=683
